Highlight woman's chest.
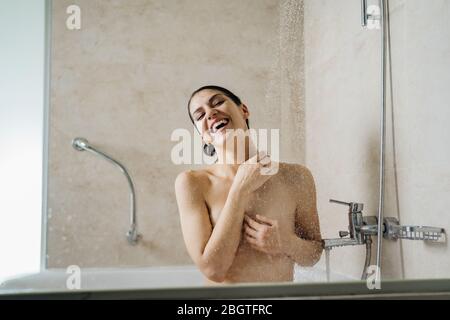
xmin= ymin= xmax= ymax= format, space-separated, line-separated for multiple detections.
xmin=204 ymin=177 xmax=296 ymax=227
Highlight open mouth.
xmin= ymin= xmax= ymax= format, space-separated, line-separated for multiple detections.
xmin=210 ymin=118 xmax=230 ymax=133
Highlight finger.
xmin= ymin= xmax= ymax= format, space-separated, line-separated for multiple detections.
xmin=244 ymin=215 xmax=259 ymax=229
xmin=244 ymin=225 xmax=258 ymax=238
xmin=245 ymin=235 xmax=259 ymax=246
xmin=261 ymin=161 xmax=271 ymax=169
xmin=245 ymin=215 xmax=263 ymax=230
xmin=248 ymin=152 xmax=261 ymax=164
xmin=255 ymin=214 xmax=274 ymax=226
xmin=261 ymin=164 xmax=279 ymax=176
xmin=261 ymin=160 xmax=271 ymax=168
xmin=259 ymin=155 xmax=271 ymax=166
xmin=257 ymin=150 xmax=267 ymax=161
xmin=244 ymin=219 xmax=257 ymax=232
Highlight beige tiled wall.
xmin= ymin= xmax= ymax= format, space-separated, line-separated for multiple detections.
xmin=304 ymin=0 xmax=450 ymax=280
xmin=385 ymin=0 xmax=450 ymax=279
xmin=47 ymin=0 xmax=305 ymax=268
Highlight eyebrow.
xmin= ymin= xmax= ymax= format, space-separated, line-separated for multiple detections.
xmin=191 ymin=94 xmax=224 ymax=116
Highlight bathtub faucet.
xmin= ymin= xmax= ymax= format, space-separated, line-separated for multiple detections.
xmin=322 ymin=199 xmax=378 ymax=250
xmin=322 ymin=199 xmax=378 ymax=280
xmin=322 ymin=198 xmax=446 ymax=249
xmin=322 ymin=198 xmax=445 ymax=280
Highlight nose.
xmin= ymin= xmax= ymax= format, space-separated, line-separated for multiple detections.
xmin=206 ymin=108 xmax=219 ymax=120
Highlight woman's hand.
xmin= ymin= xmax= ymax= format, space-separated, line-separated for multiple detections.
xmin=243 ymin=214 xmax=288 ymax=256
xmin=231 ymin=151 xmax=273 ymax=196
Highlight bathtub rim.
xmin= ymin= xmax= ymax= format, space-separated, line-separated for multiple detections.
xmin=0 ymin=264 xmax=357 ymax=293
xmin=1 ymin=278 xmax=450 ymax=300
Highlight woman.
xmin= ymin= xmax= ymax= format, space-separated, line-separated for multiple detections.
xmin=175 ymin=85 xmax=323 ymax=284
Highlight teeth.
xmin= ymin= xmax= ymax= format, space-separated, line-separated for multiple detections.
xmin=214 ymin=119 xmax=227 ymax=129
xmin=211 ymin=119 xmax=229 ymax=132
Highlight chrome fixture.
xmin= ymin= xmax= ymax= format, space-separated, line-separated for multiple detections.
xmin=376 ymin=0 xmax=387 ymax=285
xmin=360 ymin=0 xmax=387 ymax=282
xmin=72 ymin=137 xmax=142 ymax=245
xmin=361 ymin=0 xmax=368 ymax=27
xmin=361 ymin=0 xmax=381 ymax=28
xmin=383 ymin=217 xmax=445 ymax=242
xmin=323 ymin=199 xmax=378 ymax=249
xmin=323 ymin=199 xmax=378 ymax=280
xmin=323 ymin=199 xmax=446 ymax=280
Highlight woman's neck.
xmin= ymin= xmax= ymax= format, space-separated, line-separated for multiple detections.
xmin=214 ymin=135 xmax=257 ymax=179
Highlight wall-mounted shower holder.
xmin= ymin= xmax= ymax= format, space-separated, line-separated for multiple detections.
xmin=361 ymin=0 xmax=381 ymax=29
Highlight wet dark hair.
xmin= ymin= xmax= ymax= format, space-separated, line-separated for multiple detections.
xmin=187 ymin=85 xmax=250 ymax=157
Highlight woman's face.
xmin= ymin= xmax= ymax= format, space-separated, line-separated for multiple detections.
xmin=189 ymin=89 xmax=249 ymax=146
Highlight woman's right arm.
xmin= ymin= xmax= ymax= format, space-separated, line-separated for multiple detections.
xmin=174 ymin=171 xmax=248 ymax=282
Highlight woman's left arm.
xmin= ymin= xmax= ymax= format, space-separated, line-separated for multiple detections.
xmin=282 ymin=166 xmax=323 ymax=266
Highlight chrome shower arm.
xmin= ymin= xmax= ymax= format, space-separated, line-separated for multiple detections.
xmin=72 ymin=137 xmax=142 ymax=245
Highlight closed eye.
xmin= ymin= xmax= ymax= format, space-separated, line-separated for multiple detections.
xmin=194 ymin=100 xmax=225 ymax=121
xmin=195 ymin=113 xmax=205 ymax=121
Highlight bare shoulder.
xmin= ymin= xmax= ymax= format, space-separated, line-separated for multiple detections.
xmin=276 ymin=162 xmax=316 ymax=190
xmin=175 ymin=170 xmax=208 ymax=188
xmin=277 ymin=162 xmax=313 ymax=177
xmin=174 ymin=168 xmax=211 ymax=195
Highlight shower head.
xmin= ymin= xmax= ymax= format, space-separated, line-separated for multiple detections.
xmin=72 ymin=137 xmax=90 ymax=151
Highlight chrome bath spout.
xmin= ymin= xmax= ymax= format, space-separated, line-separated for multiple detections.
xmin=72 ymin=137 xmax=142 ymax=245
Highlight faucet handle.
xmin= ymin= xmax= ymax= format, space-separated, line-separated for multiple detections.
xmin=330 ymin=199 xmax=364 ymax=213
xmin=330 ymin=199 xmax=351 ymax=206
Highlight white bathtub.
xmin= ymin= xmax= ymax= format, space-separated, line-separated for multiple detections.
xmin=0 ymin=265 xmax=356 ymax=293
